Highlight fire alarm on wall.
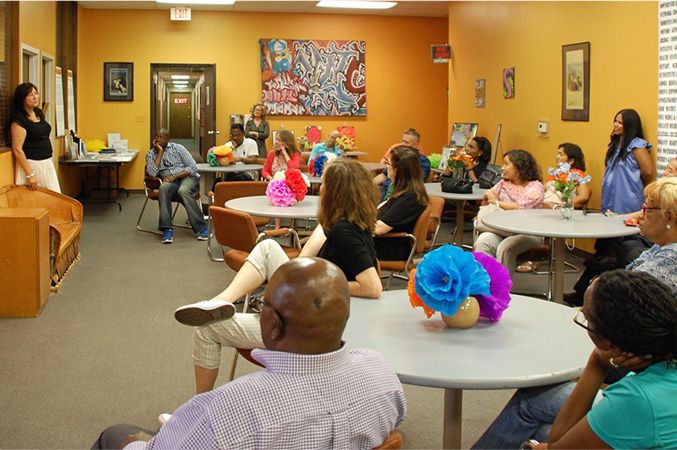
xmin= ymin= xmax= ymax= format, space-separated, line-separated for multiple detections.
xmin=537 ymin=119 xmax=550 ymax=137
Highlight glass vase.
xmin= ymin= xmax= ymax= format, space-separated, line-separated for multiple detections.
xmin=560 ymin=196 xmax=574 ymax=221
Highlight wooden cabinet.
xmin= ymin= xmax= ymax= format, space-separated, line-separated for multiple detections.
xmin=0 ymin=208 xmax=51 ymax=317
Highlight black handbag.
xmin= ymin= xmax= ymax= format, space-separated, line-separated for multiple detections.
xmin=441 ymin=175 xmax=474 ymax=194
xmin=478 ymin=164 xmax=503 ymax=189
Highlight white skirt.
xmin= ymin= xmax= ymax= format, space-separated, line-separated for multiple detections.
xmin=15 ymin=158 xmax=62 ymax=193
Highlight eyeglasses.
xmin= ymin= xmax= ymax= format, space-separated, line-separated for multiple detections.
xmin=260 ymin=298 xmax=288 ymax=327
xmin=642 ymin=203 xmax=660 ymax=215
xmin=573 ymin=308 xmax=596 ymax=334
xmin=383 ymin=158 xmax=392 ymax=167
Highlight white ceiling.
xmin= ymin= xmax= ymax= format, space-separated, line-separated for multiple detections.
xmin=77 ymin=1 xmax=449 ymax=18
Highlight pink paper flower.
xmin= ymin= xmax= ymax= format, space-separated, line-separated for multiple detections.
xmin=266 ymin=179 xmax=296 ymax=207
xmin=471 ymin=252 xmax=512 ymax=322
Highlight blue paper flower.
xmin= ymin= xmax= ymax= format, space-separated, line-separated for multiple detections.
xmin=414 ymin=245 xmax=491 ymax=316
xmin=313 ymin=155 xmax=328 ymax=177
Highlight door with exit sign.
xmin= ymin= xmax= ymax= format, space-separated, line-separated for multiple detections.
xmin=170 ymin=92 xmax=192 ymax=139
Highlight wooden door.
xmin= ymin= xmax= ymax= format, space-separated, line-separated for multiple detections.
xmin=169 ymin=92 xmax=192 ymax=138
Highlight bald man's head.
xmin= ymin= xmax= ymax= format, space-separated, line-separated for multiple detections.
xmin=260 ymin=257 xmax=350 ymax=354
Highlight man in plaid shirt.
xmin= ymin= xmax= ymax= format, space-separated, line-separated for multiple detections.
xmin=93 ymin=258 xmax=407 ymax=449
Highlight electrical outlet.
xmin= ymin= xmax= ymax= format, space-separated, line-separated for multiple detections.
xmin=136 ymin=115 xmax=144 ymax=123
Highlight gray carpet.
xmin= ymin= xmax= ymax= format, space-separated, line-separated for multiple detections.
xmin=0 ymin=194 xmax=585 ymax=449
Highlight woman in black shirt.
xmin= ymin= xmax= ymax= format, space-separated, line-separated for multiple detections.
xmin=374 ymin=146 xmax=430 ymax=261
xmin=9 ymin=82 xmax=61 ymax=192
xmin=443 ymin=136 xmax=492 ymax=182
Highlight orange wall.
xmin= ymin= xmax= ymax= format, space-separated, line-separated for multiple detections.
xmin=447 ymin=1 xmax=658 ymax=251
xmin=78 ymin=9 xmax=449 ymax=189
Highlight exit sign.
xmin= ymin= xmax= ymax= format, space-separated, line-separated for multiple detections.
xmin=174 ymin=97 xmax=189 ymax=104
xmin=171 ymin=7 xmax=191 ymax=21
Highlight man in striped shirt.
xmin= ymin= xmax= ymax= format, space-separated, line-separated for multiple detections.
xmin=146 ymin=129 xmax=208 ymax=244
xmin=92 ymin=258 xmax=406 ymax=450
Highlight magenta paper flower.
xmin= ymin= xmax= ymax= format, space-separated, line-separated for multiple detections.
xmin=266 ymin=179 xmax=295 ymax=207
xmin=471 ymin=252 xmax=512 ymax=321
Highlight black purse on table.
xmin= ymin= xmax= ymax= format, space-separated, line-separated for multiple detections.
xmin=478 ymin=164 xmax=503 ymax=189
xmin=441 ymin=174 xmax=474 ymax=194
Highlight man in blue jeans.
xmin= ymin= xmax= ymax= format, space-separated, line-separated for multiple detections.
xmin=146 ymin=129 xmax=207 ymax=244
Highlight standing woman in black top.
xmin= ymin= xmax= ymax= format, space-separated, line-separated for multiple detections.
xmin=9 ymin=82 xmax=61 ymax=192
xmin=244 ymin=102 xmax=270 ymax=158
xmin=374 ymin=146 xmax=429 ymax=261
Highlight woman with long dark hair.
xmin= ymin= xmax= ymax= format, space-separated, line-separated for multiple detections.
xmin=374 ymin=146 xmax=429 ymax=261
xmin=9 ymin=82 xmax=61 ymax=192
xmin=602 ymin=109 xmax=653 ymax=214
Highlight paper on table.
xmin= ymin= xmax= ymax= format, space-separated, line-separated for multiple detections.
xmin=107 ymin=133 xmax=121 ymax=147
xmin=111 ymin=139 xmax=129 ymax=152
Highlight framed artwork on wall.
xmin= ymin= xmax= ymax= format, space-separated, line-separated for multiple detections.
xmin=103 ymin=62 xmax=133 ymax=102
xmin=503 ymin=67 xmax=515 ymax=99
xmin=561 ymin=42 xmax=590 ymax=121
xmin=449 ymin=123 xmax=478 ymax=148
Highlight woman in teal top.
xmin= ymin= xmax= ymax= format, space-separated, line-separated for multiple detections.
xmin=543 ymin=270 xmax=677 ymax=449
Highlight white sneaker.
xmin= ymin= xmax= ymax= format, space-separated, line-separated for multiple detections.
xmin=158 ymin=413 xmax=172 ymax=426
xmin=174 ymin=300 xmax=236 ymax=326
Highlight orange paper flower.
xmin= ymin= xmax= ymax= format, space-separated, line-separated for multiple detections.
xmin=407 ymin=269 xmax=436 ymax=318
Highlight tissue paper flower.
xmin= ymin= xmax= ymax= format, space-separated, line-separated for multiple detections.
xmin=266 ymin=179 xmax=296 ymax=207
xmin=408 ymin=269 xmax=436 ymax=318
xmin=285 ymin=168 xmax=309 ymax=202
xmin=413 ymin=245 xmax=491 ymax=317
xmin=471 ymin=252 xmax=512 ymax=322
xmin=207 ymin=145 xmax=234 ymax=167
xmin=311 ymin=153 xmax=339 ymax=177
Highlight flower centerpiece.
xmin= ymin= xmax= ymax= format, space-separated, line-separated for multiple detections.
xmin=207 ymin=144 xmax=234 ymax=167
xmin=265 ymin=168 xmax=310 ymax=207
xmin=335 ymin=135 xmax=355 ymax=152
xmin=446 ymin=148 xmax=474 ymax=179
xmin=407 ymin=245 xmax=512 ymax=328
xmin=546 ymin=162 xmax=591 ymax=220
xmin=308 ymin=152 xmax=338 ymax=177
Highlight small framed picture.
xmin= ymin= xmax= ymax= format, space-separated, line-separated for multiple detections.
xmin=562 ymin=42 xmax=590 ymax=121
xmin=104 ymin=62 xmax=133 ymax=102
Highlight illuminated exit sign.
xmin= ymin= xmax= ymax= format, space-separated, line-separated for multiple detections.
xmin=174 ymin=97 xmax=189 ymax=104
xmin=171 ymin=7 xmax=191 ymax=21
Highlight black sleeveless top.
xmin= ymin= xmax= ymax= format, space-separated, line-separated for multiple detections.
xmin=11 ymin=113 xmax=53 ymax=160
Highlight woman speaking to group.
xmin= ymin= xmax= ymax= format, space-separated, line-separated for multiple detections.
xmin=9 ymin=82 xmax=61 ymax=192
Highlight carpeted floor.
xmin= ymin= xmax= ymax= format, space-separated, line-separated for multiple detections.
xmin=0 ymin=193 xmax=585 ymax=449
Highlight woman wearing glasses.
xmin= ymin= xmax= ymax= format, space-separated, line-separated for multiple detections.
xmin=174 ymin=158 xmax=382 ymax=394
xmin=472 ymin=179 xmax=677 ymax=449
xmin=542 ymin=271 xmax=676 ymax=449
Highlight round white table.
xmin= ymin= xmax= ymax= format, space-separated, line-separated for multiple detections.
xmin=481 ymin=209 xmax=640 ymax=304
xmin=225 ymin=195 xmax=319 ymax=224
xmin=424 ymin=182 xmax=487 ymax=246
xmin=301 ymin=150 xmax=367 ymax=158
xmin=343 ymin=290 xmax=593 ymax=449
xmin=196 ymin=163 xmax=264 ymax=202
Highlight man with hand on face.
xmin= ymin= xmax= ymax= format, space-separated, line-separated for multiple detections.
xmin=145 ymin=128 xmax=207 ymax=244
xmin=92 ymin=257 xmax=406 ymax=450
xmin=222 ymin=123 xmax=259 ymax=182
xmin=308 ymin=130 xmax=342 ymax=161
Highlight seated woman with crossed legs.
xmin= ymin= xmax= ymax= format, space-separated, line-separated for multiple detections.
xmin=173 ymin=158 xmax=382 ymax=394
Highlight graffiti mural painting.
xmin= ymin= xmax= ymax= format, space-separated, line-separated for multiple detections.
xmin=260 ymin=38 xmax=366 ymax=116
